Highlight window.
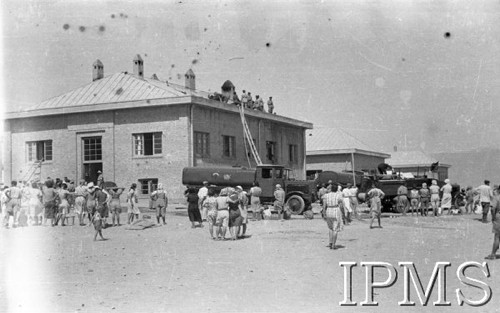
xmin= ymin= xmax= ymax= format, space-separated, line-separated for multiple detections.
xmin=266 ymin=141 xmax=276 ymax=163
xmin=138 ymin=178 xmax=158 ymax=195
xmin=194 ymin=132 xmax=210 ymax=157
xmin=133 ymin=132 xmax=162 ymax=156
xmin=26 ymin=140 xmax=52 ymax=162
xmin=289 ymin=144 xmax=298 ymax=164
xmin=261 ymin=168 xmax=272 ymax=179
xmin=83 ymin=137 xmax=102 ymax=161
xmin=222 ymin=135 xmax=236 ymax=158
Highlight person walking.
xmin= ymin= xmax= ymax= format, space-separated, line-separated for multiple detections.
xmin=151 ymin=183 xmax=168 ymax=225
xmin=465 ymin=186 xmax=474 ymax=214
xmin=321 ymin=184 xmax=344 ymax=250
xmin=94 ymin=185 xmax=111 ymax=228
xmin=429 ymin=180 xmax=440 ymax=217
xmin=186 ymin=187 xmax=203 ymax=228
xmin=476 ymin=180 xmax=494 ymax=223
xmin=127 ymin=183 xmax=140 ymax=224
xmin=367 ymin=184 xmax=385 ymax=229
xmin=349 ymin=184 xmax=359 ymax=219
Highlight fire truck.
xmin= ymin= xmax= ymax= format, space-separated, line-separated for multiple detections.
xmin=182 ymin=164 xmax=317 ymax=215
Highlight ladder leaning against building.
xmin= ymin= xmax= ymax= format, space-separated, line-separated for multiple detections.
xmin=238 ymin=105 xmax=262 ymax=167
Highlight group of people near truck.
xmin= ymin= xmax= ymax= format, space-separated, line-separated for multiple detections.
xmin=185 ymin=181 xmax=287 ymax=241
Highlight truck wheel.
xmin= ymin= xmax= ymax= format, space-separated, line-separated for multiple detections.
xmin=287 ymin=195 xmax=305 ymax=215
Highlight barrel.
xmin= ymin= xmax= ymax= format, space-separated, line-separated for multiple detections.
xmin=182 ymin=167 xmax=256 ymax=189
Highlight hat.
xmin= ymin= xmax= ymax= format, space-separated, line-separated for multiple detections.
xmin=236 ymin=186 xmax=243 ymax=190
xmin=97 ymin=170 xmax=102 ymax=174
xmin=432 ymin=180 xmax=437 ymax=185
xmin=87 ymin=182 xmax=95 ymax=189
xmin=276 ymin=184 xmax=281 ymax=189
xmin=444 ymin=179 xmax=450 ymax=184
xmin=157 ymin=183 xmax=163 ymax=189
xmin=203 ymin=181 xmax=209 ymax=185
xmin=422 ymin=183 xmax=427 ymax=187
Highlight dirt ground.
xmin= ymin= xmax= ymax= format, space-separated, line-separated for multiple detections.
xmin=1 ymin=206 xmax=499 ymax=313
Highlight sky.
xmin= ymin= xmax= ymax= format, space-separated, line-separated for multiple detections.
xmin=1 ymin=0 xmax=500 ymax=155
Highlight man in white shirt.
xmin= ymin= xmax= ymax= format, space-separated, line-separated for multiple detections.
xmin=476 ymin=180 xmax=494 ymax=223
xmin=198 ymin=181 xmax=209 ymax=222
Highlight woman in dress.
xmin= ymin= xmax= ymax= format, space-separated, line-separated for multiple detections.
xmin=367 ymin=184 xmax=385 ymax=229
xmin=321 ymin=184 xmax=345 ymax=250
xmin=203 ymin=188 xmax=218 ymax=239
xmin=127 ymin=183 xmax=140 ymax=224
xmin=186 ymin=187 xmax=203 ymax=228
xmin=440 ymin=179 xmax=453 ymax=215
xmin=42 ymin=179 xmax=59 ymax=226
xmin=227 ymin=188 xmax=243 ymax=240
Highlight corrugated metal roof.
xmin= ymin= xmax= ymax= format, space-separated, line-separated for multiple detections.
xmin=24 ymin=72 xmax=208 ymax=112
xmin=306 ymin=128 xmax=379 ymax=153
xmin=389 ymin=151 xmax=439 ymax=166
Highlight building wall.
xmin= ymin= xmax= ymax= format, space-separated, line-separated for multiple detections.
xmin=306 ymin=153 xmax=384 ymax=173
xmin=192 ymin=106 xmax=306 ymax=179
xmin=5 ymin=102 xmax=309 ymax=202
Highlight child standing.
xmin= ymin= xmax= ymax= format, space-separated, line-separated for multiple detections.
xmin=92 ymin=211 xmax=106 ymax=241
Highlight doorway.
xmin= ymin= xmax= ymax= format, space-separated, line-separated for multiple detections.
xmin=82 ymin=136 xmax=103 ymax=184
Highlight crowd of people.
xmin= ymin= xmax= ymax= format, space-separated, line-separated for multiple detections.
xmin=319 ymin=178 xmax=499 ymax=260
xmin=2 ymin=174 xmax=499 ymax=259
xmin=0 ymin=176 xmax=147 ymax=240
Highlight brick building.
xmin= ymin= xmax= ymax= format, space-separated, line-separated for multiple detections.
xmin=305 ymin=128 xmax=390 ymax=178
xmin=2 ymin=56 xmax=312 ymax=201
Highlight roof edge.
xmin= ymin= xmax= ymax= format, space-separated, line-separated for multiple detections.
xmin=306 ymin=148 xmax=390 ymax=158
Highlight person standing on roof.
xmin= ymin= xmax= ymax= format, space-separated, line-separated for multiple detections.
xmin=247 ymin=92 xmax=253 ymax=109
xmin=255 ymin=95 xmax=264 ymax=111
xmin=267 ymin=96 xmax=274 ymax=113
xmin=241 ymin=90 xmax=248 ymax=108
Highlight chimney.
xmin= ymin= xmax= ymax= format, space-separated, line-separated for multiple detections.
xmin=92 ymin=59 xmax=104 ymax=81
xmin=185 ymin=69 xmax=196 ymax=90
xmin=133 ymin=54 xmax=144 ymax=78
